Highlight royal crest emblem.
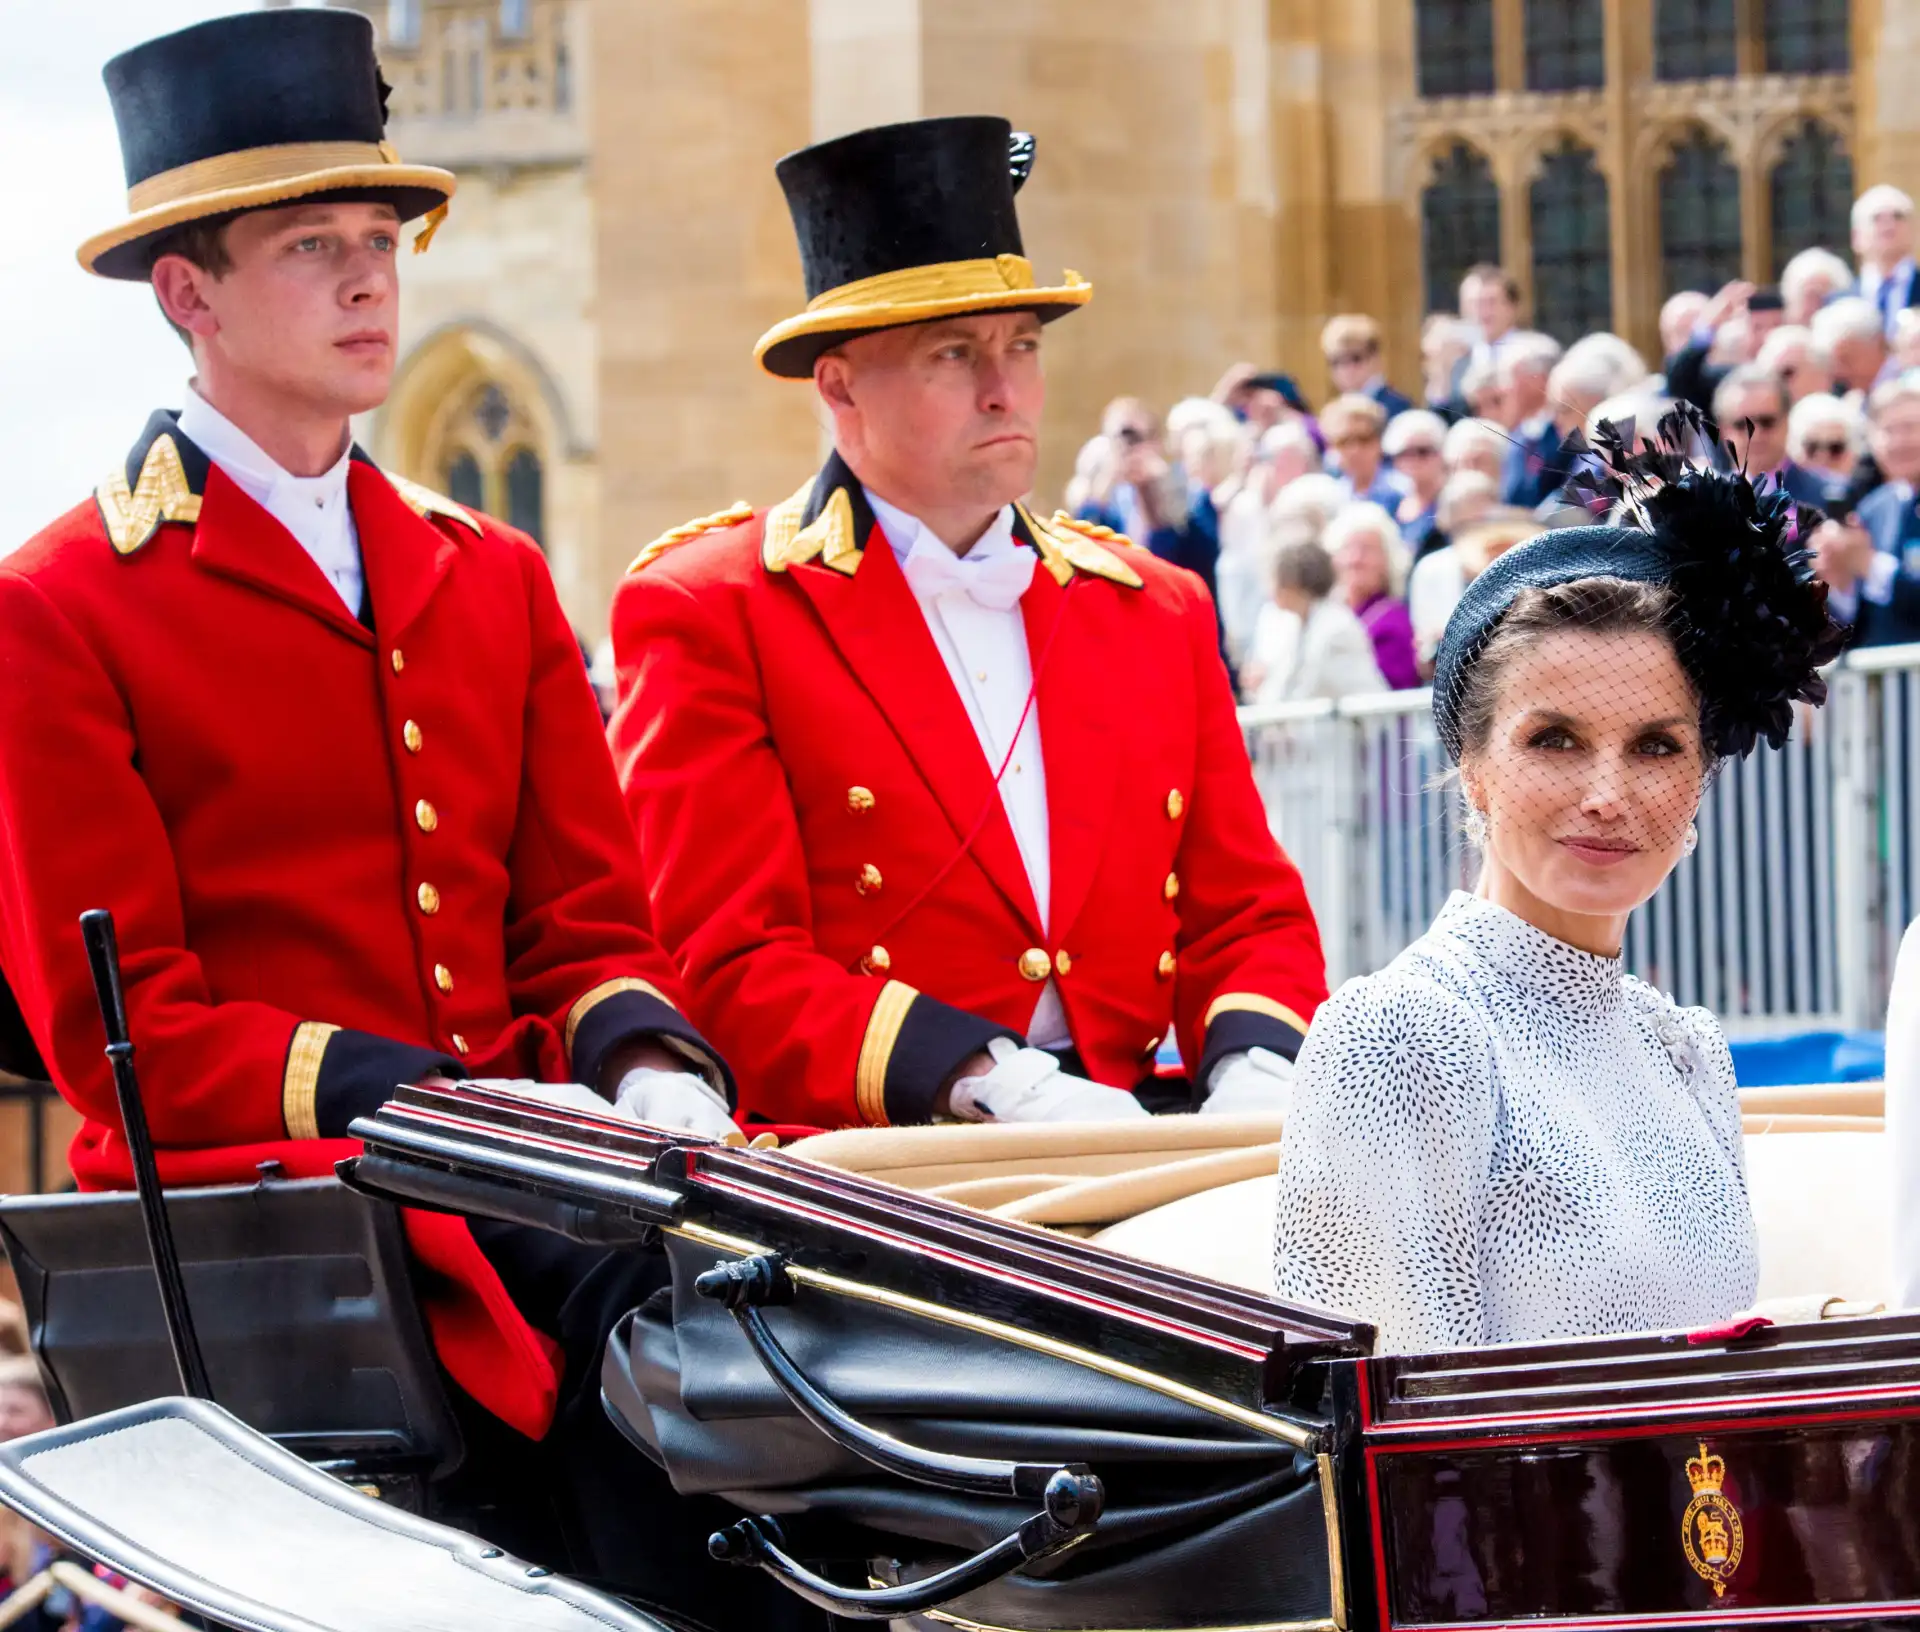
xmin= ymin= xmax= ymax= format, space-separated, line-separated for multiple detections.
xmin=1681 ymin=1441 xmax=1744 ymax=1596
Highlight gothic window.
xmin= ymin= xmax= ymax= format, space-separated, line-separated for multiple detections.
xmin=1770 ymin=120 xmax=1853 ymax=276
xmin=1421 ymin=142 xmax=1502 ymax=317
xmin=1415 ymin=0 xmax=1495 ymax=97
xmin=1659 ymin=129 xmax=1743 ymax=295
xmin=388 ymin=0 xmax=420 ymax=48
xmin=500 ymin=0 xmax=531 ymax=39
xmin=467 ymin=46 xmax=484 ymax=112
xmin=1654 ymin=0 xmax=1737 ymax=80
xmin=441 ymin=49 xmax=457 ymax=115
xmin=1764 ymin=0 xmax=1849 ymax=72
xmin=1530 ymin=141 xmax=1613 ymax=342
xmin=554 ymin=39 xmax=573 ymax=112
xmin=446 ymin=450 xmax=484 ymax=512
xmin=506 ymin=449 xmax=545 ymax=545
xmin=1525 ymin=0 xmax=1605 ymax=92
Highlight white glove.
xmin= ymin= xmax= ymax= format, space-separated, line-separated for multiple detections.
xmin=1198 ymin=1047 xmax=1296 ymax=1118
xmin=612 ymin=1066 xmax=740 ymax=1140
xmin=948 ymin=1037 xmax=1149 ymax=1124
xmin=474 ymin=1073 xmax=739 ymax=1140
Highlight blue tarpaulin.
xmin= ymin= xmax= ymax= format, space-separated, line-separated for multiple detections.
xmin=1727 ymin=1031 xmax=1885 ymax=1086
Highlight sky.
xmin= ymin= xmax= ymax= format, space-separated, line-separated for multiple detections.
xmin=0 ymin=0 xmax=246 ymax=552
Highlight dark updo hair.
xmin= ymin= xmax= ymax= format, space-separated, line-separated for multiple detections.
xmin=1450 ymin=576 xmax=1700 ymax=762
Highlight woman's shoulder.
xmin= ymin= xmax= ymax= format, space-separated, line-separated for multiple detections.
xmin=1622 ymin=978 xmax=1737 ymax=1088
xmin=1300 ymin=951 xmax=1497 ymax=1088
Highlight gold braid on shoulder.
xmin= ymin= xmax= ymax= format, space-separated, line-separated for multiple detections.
xmin=627 ymin=501 xmax=755 ymax=574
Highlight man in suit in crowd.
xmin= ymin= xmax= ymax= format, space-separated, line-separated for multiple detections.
xmin=608 ymin=117 xmax=1327 ymax=1132
xmin=1322 ymin=313 xmax=1412 ymax=419
xmin=1815 ymin=295 xmax=1895 ymax=397
xmin=1496 ymin=332 xmax=1568 ymax=509
xmin=1814 ymin=375 xmax=1920 ymax=646
xmin=1714 ymin=365 xmax=1839 ymax=510
xmin=1665 ymin=281 xmax=1785 ymax=414
xmin=1854 ymin=183 xmax=1919 ymax=335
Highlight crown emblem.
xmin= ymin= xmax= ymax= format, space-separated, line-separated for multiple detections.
xmin=1680 ymin=1441 xmax=1744 ymax=1595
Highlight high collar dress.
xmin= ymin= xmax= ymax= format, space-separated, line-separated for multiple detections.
xmin=1272 ymin=892 xmax=1757 ymax=1352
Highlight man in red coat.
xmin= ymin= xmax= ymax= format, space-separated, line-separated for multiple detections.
xmin=610 ymin=118 xmax=1326 ymax=1129
xmin=0 ymin=15 xmax=813 ymax=1626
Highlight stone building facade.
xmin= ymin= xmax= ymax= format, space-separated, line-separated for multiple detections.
xmin=347 ymin=0 xmax=1905 ymax=637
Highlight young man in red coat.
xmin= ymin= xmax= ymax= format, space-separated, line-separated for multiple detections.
xmin=0 ymin=14 xmax=812 ymax=1625
xmin=610 ymin=118 xmax=1327 ymax=1129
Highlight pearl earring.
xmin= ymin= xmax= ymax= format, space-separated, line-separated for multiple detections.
xmin=1683 ymin=822 xmax=1699 ymax=856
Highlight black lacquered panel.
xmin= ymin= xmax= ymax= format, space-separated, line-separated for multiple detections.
xmin=1376 ymin=1415 xmax=1920 ymax=1624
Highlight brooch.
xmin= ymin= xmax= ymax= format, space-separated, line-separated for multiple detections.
xmin=1655 ymin=1017 xmax=1698 ymax=1079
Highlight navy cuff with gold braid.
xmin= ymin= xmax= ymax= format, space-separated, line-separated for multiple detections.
xmin=858 ymin=980 xmax=1018 ymax=1126
xmin=283 ymin=1022 xmax=460 ymax=1141
xmin=565 ymin=978 xmax=736 ymax=1107
xmin=1194 ymin=994 xmax=1311 ymax=1106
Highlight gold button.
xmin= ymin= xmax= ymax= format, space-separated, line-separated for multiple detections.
xmin=860 ymin=945 xmax=891 ymax=975
xmin=1167 ymin=789 xmax=1185 ymax=820
xmin=847 ymin=785 xmax=876 ymax=814
xmin=1164 ymin=872 xmax=1180 ymax=902
xmin=1145 ymin=1036 xmax=1163 ymax=1056
xmin=415 ymin=799 xmax=439 ymax=833
xmin=416 ymin=881 xmax=441 ymax=915
xmin=855 ymin=863 xmax=883 ymax=897
xmin=451 ymin=1033 xmax=469 ymax=1055
xmin=403 ymin=719 xmax=423 ymax=753
xmin=433 ymin=963 xmax=454 ymax=993
xmin=391 ymin=648 xmax=405 ymax=674
xmin=1054 ymin=949 xmax=1072 ymax=976
xmin=1157 ymin=950 xmax=1176 ymax=979
xmin=1018 ymin=947 xmax=1050 ymax=982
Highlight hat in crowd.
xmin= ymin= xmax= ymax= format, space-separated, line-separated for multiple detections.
xmin=80 ymin=9 xmax=456 ymax=279
xmin=1244 ymin=372 xmax=1313 ymax=416
xmin=1433 ymin=404 xmax=1848 ymax=762
xmin=754 ymin=116 xmax=1092 ymax=379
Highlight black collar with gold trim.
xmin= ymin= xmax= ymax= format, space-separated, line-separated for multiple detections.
xmin=761 ymin=450 xmax=1143 ymax=589
xmin=96 ymin=410 xmax=483 ymax=556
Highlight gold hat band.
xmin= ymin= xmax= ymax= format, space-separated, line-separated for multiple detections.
xmin=128 ymin=139 xmax=404 ymax=213
xmin=805 ymin=253 xmax=1047 ymax=314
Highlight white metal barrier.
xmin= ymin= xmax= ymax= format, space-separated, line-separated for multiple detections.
xmin=1237 ymin=642 xmax=1920 ymax=1034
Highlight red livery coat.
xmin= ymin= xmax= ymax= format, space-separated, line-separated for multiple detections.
xmin=609 ymin=456 xmax=1327 ymax=1128
xmin=0 ymin=413 xmax=715 ymax=1440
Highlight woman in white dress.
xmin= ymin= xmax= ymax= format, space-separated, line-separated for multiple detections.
xmin=1273 ymin=409 xmax=1847 ymax=1351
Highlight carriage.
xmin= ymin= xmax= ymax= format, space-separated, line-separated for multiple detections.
xmin=0 ymin=1060 xmax=1908 ymax=1632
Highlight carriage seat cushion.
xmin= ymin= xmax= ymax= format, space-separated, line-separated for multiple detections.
xmin=1088 ymin=1131 xmax=1891 ymax=1310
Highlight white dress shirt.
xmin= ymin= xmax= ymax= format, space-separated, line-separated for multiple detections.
xmin=177 ymin=385 xmax=365 ymax=616
xmin=865 ymin=488 xmax=1069 ymax=1049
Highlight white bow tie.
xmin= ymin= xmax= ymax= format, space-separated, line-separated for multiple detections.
xmin=900 ymin=541 xmax=1037 ymax=612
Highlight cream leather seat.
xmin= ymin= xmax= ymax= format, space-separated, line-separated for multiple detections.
xmin=799 ymin=1085 xmax=1891 ymax=1315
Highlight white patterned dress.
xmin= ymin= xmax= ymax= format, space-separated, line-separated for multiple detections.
xmin=1272 ymin=892 xmax=1756 ymax=1352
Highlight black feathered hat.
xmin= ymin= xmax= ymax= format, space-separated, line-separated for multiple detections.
xmin=80 ymin=9 xmax=455 ymax=279
xmin=754 ymin=116 xmax=1091 ymax=379
xmin=1432 ymin=404 xmax=1849 ymax=762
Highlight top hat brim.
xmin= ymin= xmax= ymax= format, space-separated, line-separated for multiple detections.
xmin=79 ymin=154 xmax=457 ymax=280
xmin=754 ymin=257 xmax=1091 ymax=379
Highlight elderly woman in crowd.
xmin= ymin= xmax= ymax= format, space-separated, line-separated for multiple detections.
xmin=1457 ymin=355 xmax=1511 ymax=427
xmin=1320 ymin=393 xmax=1404 ymax=508
xmin=1782 ymin=245 xmax=1855 ymax=326
xmin=1384 ymin=408 xmax=1449 ymax=551
xmin=1325 ymin=502 xmax=1421 ymax=690
xmin=1440 ymin=416 xmax=1510 ymax=488
xmin=1217 ymin=420 xmax=1324 ymax=664
xmin=1408 ymin=499 xmax=1534 ymax=670
xmin=1787 ymin=391 xmax=1865 ymax=491
xmin=1243 ymin=535 xmax=1388 ymax=704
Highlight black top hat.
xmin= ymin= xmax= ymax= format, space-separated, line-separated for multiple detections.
xmin=80 ymin=9 xmax=455 ymax=280
xmin=754 ymin=116 xmax=1091 ymax=379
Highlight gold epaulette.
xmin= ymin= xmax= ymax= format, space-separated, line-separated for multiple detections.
xmin=96 ymin=434 xmax=201 ymax=556
xmin=1049 ymin=510 xmax=1136 ymax=547
xmin=628 ymin=500 xmax=755 ymax=573
xmin=387 ymin=473 xmax=483 ymax=536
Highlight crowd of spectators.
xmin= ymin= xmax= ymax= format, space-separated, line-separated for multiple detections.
xmin=1068 ymin=179 xmax=1920 ymax=701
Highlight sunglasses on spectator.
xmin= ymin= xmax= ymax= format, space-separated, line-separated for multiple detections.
xmin=1114 ymin=426 xmax=1150 ymax=445
xmin=1329 ymin=431 xmax=1379 ymax=448
xmin=1736 ymin=414 xmax=1781 ymax=431
xmin=1803 ymin=438 xmax=1850 ymax=458
xmin=1394 ymin=444 xmax=1441 ymax=459
xmin=1326 ymin=351 xmax=1373 ymax=368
